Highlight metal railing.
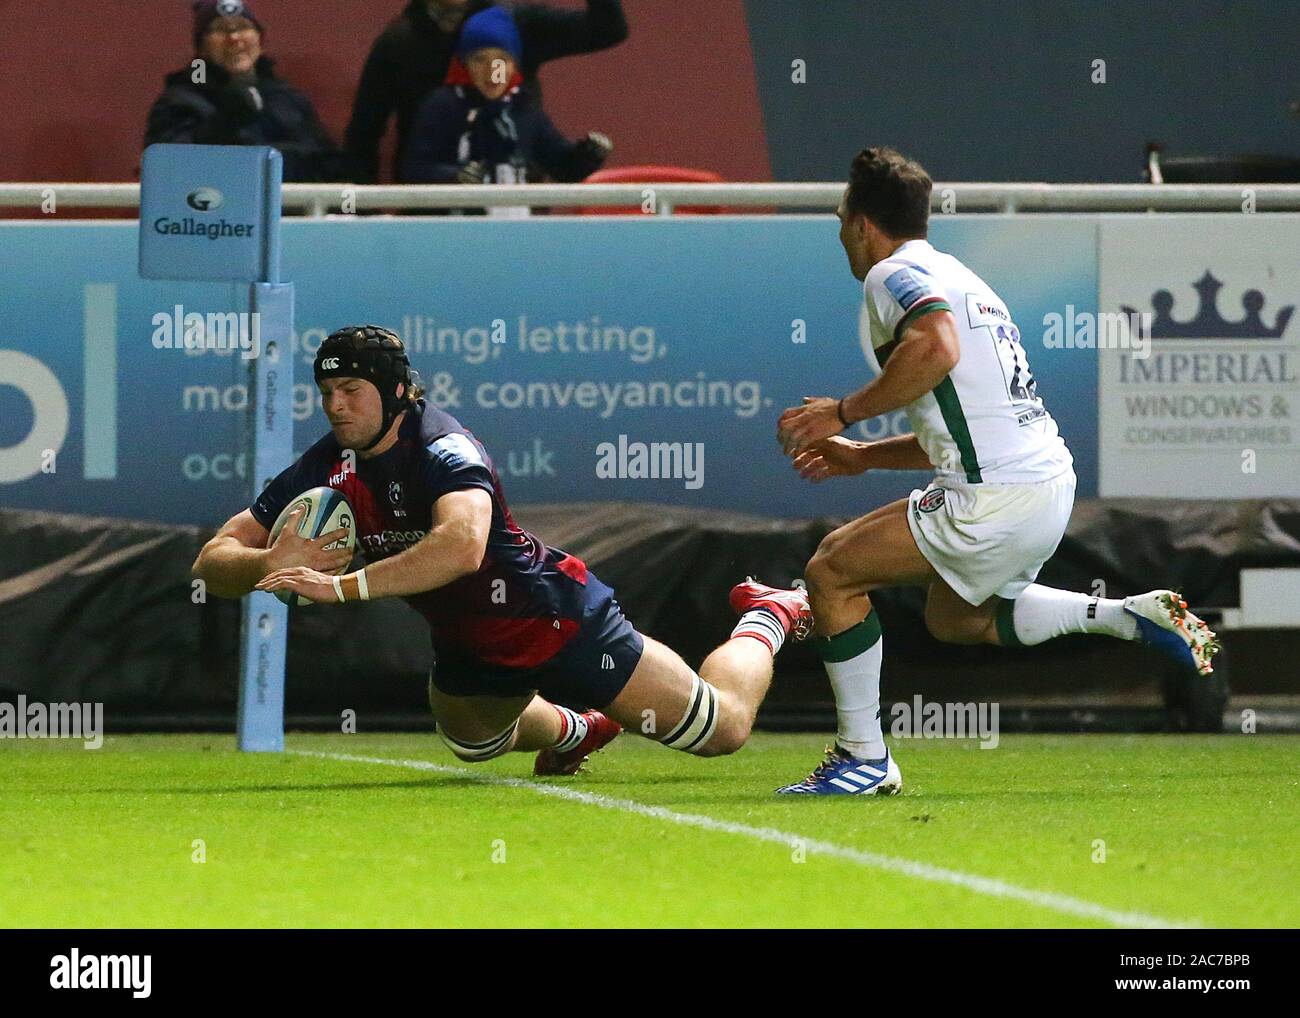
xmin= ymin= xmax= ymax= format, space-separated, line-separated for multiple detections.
xmin=3 ymin=181 xmax=1300 ymax=216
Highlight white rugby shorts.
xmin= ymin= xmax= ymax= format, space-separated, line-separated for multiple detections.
xmin=906 ymin=469 xmax=1077 ymax=605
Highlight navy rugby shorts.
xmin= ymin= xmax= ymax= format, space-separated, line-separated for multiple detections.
xmin=429 ymin=570 xmax=644 ymax=710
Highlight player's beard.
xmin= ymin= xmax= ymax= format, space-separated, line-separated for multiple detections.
xmin=331 ymin=419 xmax=379 ymax=449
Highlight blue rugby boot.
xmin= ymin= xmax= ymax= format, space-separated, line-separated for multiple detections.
xmin=776 ymin=744 xmax=902 ymax=796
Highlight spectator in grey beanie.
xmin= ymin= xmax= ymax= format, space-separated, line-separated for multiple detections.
xmin=347 ymin=0 xmax=627 ymax=183
xmin=144 ymin=1 xmax=351 ymax=182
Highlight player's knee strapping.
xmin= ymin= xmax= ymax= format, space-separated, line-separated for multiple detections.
xmin=659 ymin=674 xmax=720 ymax=753
xmin=439 ymin=720 xmax=519 ymax=762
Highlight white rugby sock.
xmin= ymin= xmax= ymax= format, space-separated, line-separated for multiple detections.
xmin=817 ymin=612 xmax=886 ymax=761
xmin=550 ymin=705 xmax=589 ymax=753
xmin=731 ymin=609 xmax=787 ymax=656
xmin=996 ymin=584 xmax=1138 ymax=646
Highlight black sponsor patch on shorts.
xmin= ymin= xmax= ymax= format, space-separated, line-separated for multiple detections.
xmin=917 ymin=488 xmax=947 ymax=514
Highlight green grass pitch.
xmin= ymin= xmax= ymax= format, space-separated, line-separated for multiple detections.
xmin=3 ymin=732 xmax=1297 ymax=928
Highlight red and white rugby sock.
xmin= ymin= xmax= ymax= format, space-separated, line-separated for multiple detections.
xmin=731 ymin=609 xmax=787 ymax=655
xmin=550 ymin=705 xmax=590 ymax=753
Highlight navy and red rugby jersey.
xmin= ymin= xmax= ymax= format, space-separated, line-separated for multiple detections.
xmin=250 ymin=399 xmax=590 ymax=670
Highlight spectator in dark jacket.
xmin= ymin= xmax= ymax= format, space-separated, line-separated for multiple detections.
xmin=144 ymin=0 xmax=350 ymax=182
xmin=402 ymin=6 xmax=612 ymax=195
xmin=347 ymin=0 xmax=627 ymax=183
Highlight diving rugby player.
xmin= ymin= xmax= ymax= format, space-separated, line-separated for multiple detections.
xmin=193 ymin=326 xmax=811 ymax=774
xmin=775 ymin=148 xmax=1220 ymax=795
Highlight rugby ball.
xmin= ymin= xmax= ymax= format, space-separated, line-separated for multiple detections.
xmin=266 ymin=486 xmax=357 ymax=606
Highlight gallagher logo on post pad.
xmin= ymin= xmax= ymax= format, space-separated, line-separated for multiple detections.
xmin=139 ymin=144 xmax=282 ymax=283
xmin=186 ymin=187 xmax=225 ymax=212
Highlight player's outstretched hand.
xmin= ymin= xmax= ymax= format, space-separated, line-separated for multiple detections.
xmin=255 ymin=566 xmax=340 ymax=605
xmin=266 ymin=505 xmax=353 ymax=574
xmin=778 ymin=395 xmax=845 ymax=455
xmin=790 ymin=436 xmax=871 ymax=483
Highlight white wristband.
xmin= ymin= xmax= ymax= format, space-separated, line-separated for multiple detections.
xmin=356 ymin=568 xmax=370 ymax=601
xmin=332 ymin=575 xmax=345 ymax=604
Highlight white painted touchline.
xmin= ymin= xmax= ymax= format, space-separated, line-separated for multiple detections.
xmin=288 ymin=749 xmax=1197 ymax=930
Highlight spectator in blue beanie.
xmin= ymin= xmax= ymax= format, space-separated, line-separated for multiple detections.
xmin=348 ymin=0 xmax=627 ymax=183
xmin=402 ymin=6 xmax=612 ymax=194
xmin=144 ymin=1 xmax=350 ymax=182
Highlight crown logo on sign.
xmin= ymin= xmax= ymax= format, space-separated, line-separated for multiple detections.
xmin=1120 ymin=271 xmax=1293 ymax=339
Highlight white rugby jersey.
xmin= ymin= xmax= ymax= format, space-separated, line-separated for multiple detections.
xmin=861 ymin=239 xmax=1072 ymax=484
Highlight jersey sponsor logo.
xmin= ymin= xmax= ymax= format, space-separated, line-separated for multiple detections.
xmin=967 ymin=295 xmax=1013 ymax=326
xmin=1015 ymin=406 xmax=1048 ymax=426
xmin=431 ymin=432 xmax=484 ymax=467
xmin=884 ymin=266 xmax=934 ymax=311
xmin=965 ymin=292 xmax=1013 ymax=327
xmin=917 ymin=487 xmax=946 ymax=513
xmin=321 ymin=357 xmax=340 ymax=369
xmin=360 ymin=528 xmax=427 ymax=553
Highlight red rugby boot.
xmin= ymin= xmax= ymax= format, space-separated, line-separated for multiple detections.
xmin=534 ymin=710 xmax=622 ymax=776
xmin=729 ymin=577 xmax=814 ymax=645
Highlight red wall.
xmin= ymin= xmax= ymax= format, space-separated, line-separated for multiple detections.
xmin=0 ymin=0 xmax=769 ymax=184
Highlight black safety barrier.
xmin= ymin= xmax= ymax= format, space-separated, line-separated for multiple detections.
xmin=2 ymin=501 xmax=1297 ymax=730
